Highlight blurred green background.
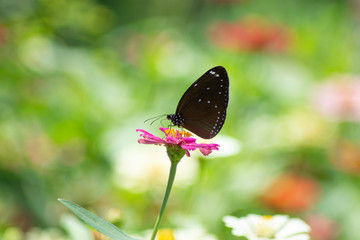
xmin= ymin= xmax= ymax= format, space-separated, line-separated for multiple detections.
xmin=1 ymin=0 xmax=360 ymax=239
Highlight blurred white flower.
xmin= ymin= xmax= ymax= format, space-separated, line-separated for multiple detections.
xmin=223 ymin=214 xmax=310 ymax=240
xmin=197 ymin=134 xmax=242 ymax=158
xmin=25 ymin=227 xmax=68 ymax=240
xmin=113 ymin=143 xmax=199 ymax=192
xmin=174 ymin=225 xmax=217 ymax=240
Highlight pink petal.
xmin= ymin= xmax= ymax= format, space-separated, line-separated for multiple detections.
xmin=199 ymin=148 xmax=213 ymax=156
xmin=136 ymin=129 xmax=164 ymax=142
xmin=159 ymin=127 xmax=169 ymax=135
xmin=136 ymin=129 xmax=154 ymax=136
xmin=138 ymin=139 xmax=165 ymax=145
xmin=165 ymin=136 xmax=178 ymax=143
xmin=189 ymin=143 xmax=220 ymax=150
xmin=182 ymin=143 xmax=220 ymax=156
xmin=183 ymin=137 xmax=197 ymax=144
xmin=181 ymin=145 xmax=198 ymax=151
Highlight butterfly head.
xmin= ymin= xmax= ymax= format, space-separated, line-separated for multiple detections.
xmin=167 ymin=113 xmax=184 ymax=127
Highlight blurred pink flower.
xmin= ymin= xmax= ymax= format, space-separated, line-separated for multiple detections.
xmin=208 ymin=18 xmax=290 ymax=52
xmin=262 ymin=173 xmax=321 ymax=212
xmin=137 ymin=128 xmax=219 ymax=157
xmin=313 ymin=75 xmax=360 ymax=121
xmin=305 ymin=214 xmax=338 ymax=240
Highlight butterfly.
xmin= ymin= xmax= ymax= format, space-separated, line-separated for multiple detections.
xmin=167 ymin=66 xmax=229 ymax=139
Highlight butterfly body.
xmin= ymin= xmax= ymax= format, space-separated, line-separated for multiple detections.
xmin=167 ymin=66 xmax=229 ymax=139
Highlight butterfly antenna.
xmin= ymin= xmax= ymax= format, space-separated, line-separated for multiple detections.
xmin=150 ymin=116 xmax=162 ymax=125
xmin=144 ymin=114 xmax=167 ymax=125
xmin=160 ymin=118 xmax=168 ymax=127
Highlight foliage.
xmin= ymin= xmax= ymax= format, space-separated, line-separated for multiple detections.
xmin=0 ymin=0 xmax=359 ymax=239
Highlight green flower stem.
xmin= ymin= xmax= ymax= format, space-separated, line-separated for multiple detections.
xmin=150 ymin=146 xmax=185 ymax=240
xmin=150 ymin=161 xmax=178 ymax=240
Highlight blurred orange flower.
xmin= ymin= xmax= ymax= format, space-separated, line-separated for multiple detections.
xmin=262 ymin=173 xmax=320 ymax=212
xmin=208 ymin=18 xmax=291 ymax=52
xmin=331 ymin=140 xmax=360 ymax=175
xmin=305 ymin=214 xmax=338 ymax=240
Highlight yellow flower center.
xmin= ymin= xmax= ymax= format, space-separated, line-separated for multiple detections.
xmin=157 ymin=229 xmax=175 ymax=240
xmin=255 ymin=216 xmax=276 ymax=238
xmin=165 ymin=129 xmax=192 ymax=138
xmin=182 ymin=130 xmax=192 ymax=137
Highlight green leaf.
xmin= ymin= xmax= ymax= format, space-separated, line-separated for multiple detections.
xmin=58 ymin=198 xmax=140 ymax=240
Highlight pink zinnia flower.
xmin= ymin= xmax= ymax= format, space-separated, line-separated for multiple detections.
xmin=137 ymin=127 xmax=220 ymax=157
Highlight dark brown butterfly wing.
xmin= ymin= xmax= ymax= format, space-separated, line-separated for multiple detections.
xmin=175 ymin=66 xmax=229 ymax=139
